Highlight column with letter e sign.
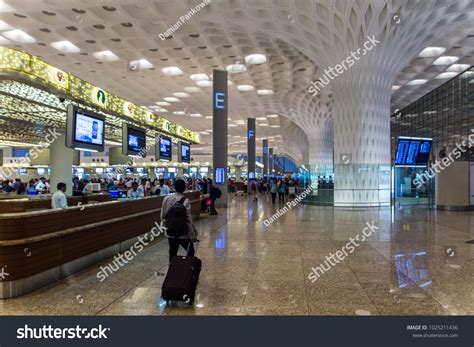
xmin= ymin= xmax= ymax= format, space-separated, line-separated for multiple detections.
xmin=269 ymin=147 xmax=274 ymax=176
xmin=213 ymin=69 xmax=228 ymax=207
xmin=247 ymin=118 xmax=256 ymax=188
xmin=263 ymin=139 xmax=268 ymax=177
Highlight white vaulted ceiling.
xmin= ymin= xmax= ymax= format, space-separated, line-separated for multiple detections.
xmin=0 ymin=0 xmax=473 ymax=164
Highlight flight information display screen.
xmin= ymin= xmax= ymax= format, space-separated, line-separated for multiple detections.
xmin=395 ymin=137 xmax=432 ymax=166
xmin=74 ymin=112 xmax=104 ymax=146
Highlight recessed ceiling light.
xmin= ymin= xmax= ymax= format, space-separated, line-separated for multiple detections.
xmin=205 ymin=116 xmax=213 ymax=119
xmin=406 ymin=79 xmax=428 ymax=86
xmin=244 ymin=53 xmax=267 ymax=65
xmin=447 ymin=64 xmax=470 ymax=72
xmin=226 ymin=63 xmax=246 ymax=74
xmin=184 ymin=86 xmax=201 ymax=93
xmin=257 ymin=89 xmax=273 ymax=95
xmin=190 ymin=113 xmax=202 ymax=117
xmin=266 ymin=114 xmax=278 ymax=118
xmin=270 ymin=125 xmax=280 ymax=128
xmin=227 ymin=80 xmax=233 ymax=86
xmin=0 ymin=20 xmax=13 ymax=30
xmin=196 ymin=80 xmax=212 ymax=87
xmin=418 ymin=47 xmax=446 ymax=58
xmin=162 ymin=66 xmax=183 ymax=76
xmin=259 ymin=123 xmax=269 ymax=127
xmin=155 ymin=109 xmax=167 ymax=113
xmin=256 ymin=117 xmax=266 ymax=120
xmin=229 ymin=124 xmax=237 ymax=127
xmin=432 ymin=56 xmax=459 ymax=65
xmin=163 ymin=97 xmax=180 ymax=102
xmin=237 ymin=85 xmax=254 ymax=91
xmin=2 ymin=29 xmax=35 ymax=43
xmin=392 ymin=85 xmax=401 ymax=91
xmin=190 ymin=74 xmax=209 ymax=81
xmin=129 ymin=59 xmax=153 ymax=69
xmin=173 ymin=92 xmax=190 ymax=98
xmin=0 ymin=0 xmax=15 ymax=12
xmin=155 ymin=102 xmax=170 ymax=106
xmin=51 ymin=40 xmax=80 ymax=53
xmin=435 ymin=72 xmax=458 ymax=79
xmin=173 ymin=111 xmax=186 ymax=115
xmin=93 ymin=50 xmax=119 ymax=62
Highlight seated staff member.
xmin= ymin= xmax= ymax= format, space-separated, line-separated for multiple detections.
xmin=159 ymin=178 xmax=170 ymax=195
xmin=35 ymin=177 xmax=50 ymax=193
xmin=127 ymin=181 xmax=144 ymax=199
xmin=51 ymin=182 xmax=68 ymax=209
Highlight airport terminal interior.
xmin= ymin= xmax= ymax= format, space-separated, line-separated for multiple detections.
xmin=0 ymin=0 xmax=473 ymax=316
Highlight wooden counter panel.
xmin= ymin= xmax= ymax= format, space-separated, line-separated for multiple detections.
xmin=0 ymin=192 xmax=203 ymax=282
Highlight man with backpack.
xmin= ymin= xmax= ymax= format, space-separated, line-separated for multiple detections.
xmin=161 ymin=179 xmax=198 ymax=261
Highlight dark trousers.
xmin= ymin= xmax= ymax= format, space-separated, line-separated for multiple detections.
xmin=168 ymin=238 xmax=195 ymax=262
xmin=271 ymin=192 xmax=276 ymax=204
xmin=209 ymin=198 xmax=217 ymax=214
xmin=278 ymin=192 xmax=285 ymax=203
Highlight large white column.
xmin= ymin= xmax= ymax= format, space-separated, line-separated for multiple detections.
xmin=50 ymin=132 xmax=74 ymax=195
xmin=332 ymin=70 xmax=392 ymax=206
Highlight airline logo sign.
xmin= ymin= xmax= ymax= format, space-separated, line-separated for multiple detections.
xmin=92 ymin=87 xmax=107 ymax=108
xmin=49 ymin=67 xmax=69 ymax=89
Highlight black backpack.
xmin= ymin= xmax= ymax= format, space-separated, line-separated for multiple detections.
xmin=163 ymin=197 xmax=188 ymax=237
xmin=214 ymin=187 xmax=222 ymax=199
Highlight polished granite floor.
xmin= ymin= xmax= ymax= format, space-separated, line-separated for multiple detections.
xmin=1 ymin=194 xmax=473 ymax=316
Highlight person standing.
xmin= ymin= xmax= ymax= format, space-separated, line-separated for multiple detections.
xmin=159 ymin=178 xmax=170 ymax=195
xmin=51 ymin=182 xmax=68 ymax=209
xmin=270 ymin=179 xmax=278 ymax=204
xmin=208 ymin=178 xmax=219 ymax=215
xmin=278 ymin=179 xmax=286 ymax=203
xmin=161 ymin=179 xmax=197 ymax=261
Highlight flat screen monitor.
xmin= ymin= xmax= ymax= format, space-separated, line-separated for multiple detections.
xmin=37 ymin=168 xmax=46 ymax=175
xmin=109 ymin=190 xmax=119 ymax=198
xmin=136 ymin=167 xmax=145 ymax=175
xmin=248 ymin=172 xmax=255 ymax=179
xmin=178 ymin=142 xmax=190 ymax=163
xmin=105 ymin=168 xmax=114 ymax=174
xmin=156 ymin=136 xmax=172 ymax=161
xmin=156 ymin=167 xmax=165 ymax=173
xmin=168 ymin=167 xmax=176 ymax=173
xmin=66 ymin=105 xmax=105 ymax=152
xmin=200 ymin=167 xmax=208 ymax=173
xmin=95 ymin=168 xmax=104 ymax=174
xmin=122 ymin=123 xmax=146 ymax=157
xmin=75 ymin=167 xmax=84 ymax=174
xmin=190 ymin=167 xmax=198 ymax=173
xmin=19 ymin=168 xmax=27 ymax=175
xmin=125 ymin=168 xmax=133 ymax=174
xmin=215 ymin=167 xmax=225 ymax=185
xmin=395 ymin=137 xmax=432 ymax=166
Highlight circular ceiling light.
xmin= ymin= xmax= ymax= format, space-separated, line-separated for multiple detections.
xmin=184 ymin=86 xmax=201 ymax=93
xmin=190 ymin=74 xmax=209 ymax=81
xmin=173 ymin=92 xmax=190 ymax=98
xmin=163 ymin=97 xmax=180 ymax=102
xmin=196 ymin=80 xmax=213 ymax=87
xmin=244 ymin=54 xmax=267 ymax=65
xmin=257 ymin=89 xmax=273 ymax=95
xmin=237 ymin=85 xmax=254 ymax=91
xmin=226 ymin=63 xmax=247 ymax=74
xmin=162 ymin=66 xmax=183 ymax=76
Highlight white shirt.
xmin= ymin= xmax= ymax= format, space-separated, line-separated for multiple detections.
xmin=51 ymin=191 xmax=68 ymax=209
xmin=35 ymin=181 xmax=47 ymax=191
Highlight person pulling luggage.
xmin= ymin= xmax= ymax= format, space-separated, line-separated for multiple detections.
xmin=161 ymin=179 xmax=198 ymax=262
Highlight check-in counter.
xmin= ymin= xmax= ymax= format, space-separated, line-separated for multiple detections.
xmin=0 ymin=191 xmax=201 ymax=298
xmin=0 ymin=193 xmax=112 ymax=213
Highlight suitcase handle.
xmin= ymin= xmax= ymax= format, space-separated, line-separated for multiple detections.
xmin=187 ymin=239 xmax=199 ymax=255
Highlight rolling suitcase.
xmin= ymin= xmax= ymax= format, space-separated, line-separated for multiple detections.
xmin=161 ymin=241 xmax=201 ymax=305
